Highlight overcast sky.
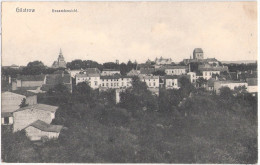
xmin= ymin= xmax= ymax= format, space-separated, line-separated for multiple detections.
xmin=2 ymin=1 xmax=257 ymax=66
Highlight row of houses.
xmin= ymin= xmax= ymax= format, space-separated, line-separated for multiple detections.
xmin=10 ymin=71 xmax=72 ymax=93
xmin=1 ymin=90 xmax=63 ymax=142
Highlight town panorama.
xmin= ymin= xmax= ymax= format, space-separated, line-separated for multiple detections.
xmin=1 ymin=47 xmax=257 ymax=163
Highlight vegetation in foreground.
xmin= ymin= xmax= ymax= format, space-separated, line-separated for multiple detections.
xmin=1 ymin=77 xmax=257 ymax=163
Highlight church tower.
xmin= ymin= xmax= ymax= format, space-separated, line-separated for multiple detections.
xmin=52 ymin=49 xmax=67 ymax=68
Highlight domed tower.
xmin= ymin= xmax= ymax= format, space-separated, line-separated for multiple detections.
xmin=193 ymin=48 xmax=204 ymax=60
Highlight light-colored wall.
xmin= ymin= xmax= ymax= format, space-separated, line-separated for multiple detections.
xmin=26 ymin=95 xmax=37 ymax=105
xmin=101 ymin=71 xmax=120 ymax=76
xmin=25 ymin=126 xmax=60 ymax=141
xmin=165 ymin=69 xmax=187 ymax=75
xmin=247 ymin=86 xmax=258 ymax=93
xmin=21 ymin=81 xmax=44 ymax=87
xmin=165 ymin=79 xmax=179 ymax=89
xmin=140 ymin=78 xmax=159 ymax=88
xmin=100 ymin=78 xmax=132 ymax=89
xmin=187 ymin=72 xmax=196 ymax=83
xmin=13 ymin=109 xmax=55 ymax=132
xmin=2 ymin=92 xmax=25 ymax=112
xmin=1 ymin=117 xmax=14 ymax=125
xmin=76 ymin=76 xmax=101 ymax=89
xmin=203 ymin=71 xmax=220 ymax=80
xmin=214 ymin=82 xmax=248 ymax=94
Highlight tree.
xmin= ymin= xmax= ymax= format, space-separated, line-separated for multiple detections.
xmin=19 ymin=98 xmax=28 ymax=108
xmin=196 ymin=77 xmax=207 ymax=88
xmin=22 ymin=61 xmax=46 ymax=75
xmin=120 ymin=76 xmax=158 ymax=112
xmin=178 ymin=76 xmax=195 ymax=98
xmin=152 ymin=70 xmax=166 ymax=76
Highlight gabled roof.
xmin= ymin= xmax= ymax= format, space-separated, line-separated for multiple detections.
xmin=27 ymin=120 xmax=63 ymax=133
xmin=102 ymin=69 xmax=120 ymax=72
xmin=76 ymin=73 xmax=100 ymax=78
xmin=16 ymin=75 xmax=45 ymax=81
xmin=164 ymin=75 xmax=179 ymax=79
xmin=247 ymin=78 xmax=257 ymax=86
xmin=100 ymin=74 xmax=132 ymax=79
xmin=85 ymin=68 xmax=101 ymax=74
xmin=14 ymin=104 xmax=58 ymax=113
xmin=165 ymin=66 xmax=188 ymax=69
xmin=45 ymin=74 xmax=71 ymax=84
xmin=138 ymin=75 xmax=159 ymax=79
xmin=199 ymin=66 xmax=228 ymax=72
xmin=11 ymin=89 xmax=36 ymax=97
xmin=1 ymin=112 xmax=13 ymax=118
xmin=140 ymin=68 xmax=155 ymax=75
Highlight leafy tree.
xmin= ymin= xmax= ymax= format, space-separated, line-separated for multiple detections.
xmin=152 ymin=70 xmax=166 ymax=76
xmin=19 ymin=98 xmax=28 ymax=108
xmin=120 ymin=76 xmax=158 ymax=112
xmin=22 ymin=61 xmax=46 ymax=75
xmin=196 ymin=77 xmax=207 ymax=87
xmin=2 ymin=128 xmax=40 ymax=162
xmin=178 ymin=76 xmax=195 ymax=98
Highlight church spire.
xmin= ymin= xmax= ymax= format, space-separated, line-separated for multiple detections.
xmin=59 ymin=48 xmax=62 ymax=56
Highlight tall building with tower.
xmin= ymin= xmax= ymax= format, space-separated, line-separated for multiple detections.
xmin=52 ymin=49 xmax=67 ymax=68
xmin=193 ymin=48 xmax=204 ymax=60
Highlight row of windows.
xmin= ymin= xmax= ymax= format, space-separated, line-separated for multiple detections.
xmin=102 ymin=82 xmax=130 ymax=87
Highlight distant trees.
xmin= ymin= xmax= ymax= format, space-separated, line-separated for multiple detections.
xmin=66 ymin=60 xmax=103 ymax=71
xmin=119 ymin=76 xmax=158 ymax=112
xmin=22 ymin=61 xmax=46 ymax=75
xmin=158 ymin=88 xmax=181 ymax=113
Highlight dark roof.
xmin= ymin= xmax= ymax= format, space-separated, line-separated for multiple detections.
xmin=193 ymin=48 xmax=203 ymax=53
xmin=76 ymin=73 xmax=100 ymax=78
xmin=11 ymin=89 xmax=36 ymax=97
xmin=45 ymin=74 xmax=71 ymax=85
xmin=247 ymin=78 xmax=257 ymax=86
xmin=27 ymin=120 xmax=63 ymax=133
xmin=14 ymin=104 xmax=58 ymax=113
xmin=1 ymin=112 xmax=13 ymax=118
xmin=85 ymin=68 xmax=101 ymax=74
xmin=164 ymin=75 xmax=179 ymax=79
xmin=17 ymin=75 xmax=45 ymax=81
xmin=199 ymin=66 xmax=228 ymax=72
xmin=165 ymin=66 xmax=188 ymax=69
xmin=140 ymin=68 xmax=155 ymax=75
xmin=102 ymin=69 xmax=120 ymax=72
xmin=100 ymin=74 xmax=132 ymax=79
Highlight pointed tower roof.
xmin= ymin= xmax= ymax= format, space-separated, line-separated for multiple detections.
xmin=59 ymin=48 xmax=63 ymax=58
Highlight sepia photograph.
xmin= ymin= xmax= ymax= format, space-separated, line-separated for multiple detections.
xmin=1 ymin=1 xmax=258 ymax=163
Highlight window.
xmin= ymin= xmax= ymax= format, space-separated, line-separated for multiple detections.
xmin=149 ymin=83 xmax=151 ymax=86
xmin=95 ymin=81 xmax=98 ymax=86
xmin=106 ymin=83 xmax=109 ymax=87
xmin=102 ymin=83 xmax=104 ymax=87
xmin=4 ymin=117 xmax=9 ymax=125
xmin=154 ymin=82 xmax=156 ymax=86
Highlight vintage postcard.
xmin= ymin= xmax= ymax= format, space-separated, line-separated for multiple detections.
xmin=1 ymin=1 xmax=258 ymax=163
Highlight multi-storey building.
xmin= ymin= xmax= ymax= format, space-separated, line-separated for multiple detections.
xmin=100 ymin=74 xmax=132 ymax=90
xmin=75 ymin=73 xmax=100 ymax=89
xmin=101 ymin=69 xmax=121 ymax=76
xmin=165 ymin=66 xmax=188 ymax=75
xmin=164 ymin=75 xmax=179 ymax=89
